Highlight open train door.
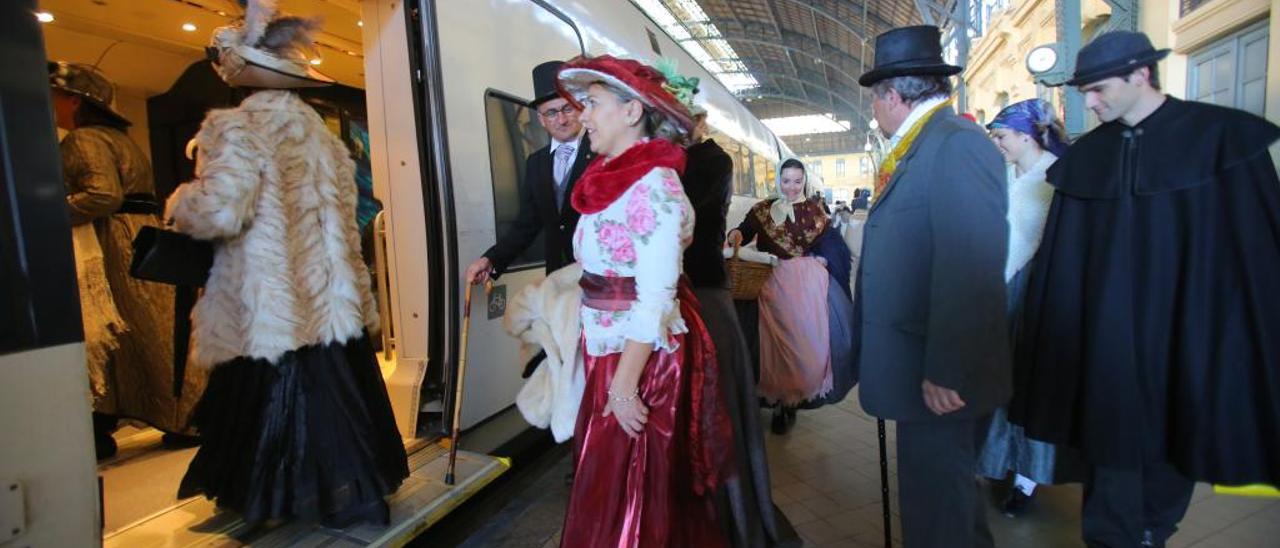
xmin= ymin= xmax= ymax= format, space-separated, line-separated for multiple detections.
xmin=0 ymin=2 xmax=101 ymax=546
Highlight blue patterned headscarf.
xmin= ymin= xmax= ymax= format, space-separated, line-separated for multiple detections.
xmin=987 ymin=99 xmax=1068 ymax=157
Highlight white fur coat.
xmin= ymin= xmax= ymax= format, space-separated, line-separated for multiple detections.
xmin=503 ymin=264 xmax=584 ymax=442
xmin=166 ymin=90 xmax=377 ymax=368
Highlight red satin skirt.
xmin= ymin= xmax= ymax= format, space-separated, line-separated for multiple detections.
xmin=561 ymin=276 xmax=731 ymax=548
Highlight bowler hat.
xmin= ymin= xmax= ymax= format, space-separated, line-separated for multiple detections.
xmin=858 ymin=26 xmax=963 ymax=87
xmin=530 ymin=61 xmax=565 ymax=108
xmin=1065 ymin=31 xmax=1170 ymax=86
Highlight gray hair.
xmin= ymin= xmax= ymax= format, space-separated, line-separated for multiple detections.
xmin=596 ymin=81 xmax=688 ymax=145
xmin=871 ymin=75 xmax=953 ymax=106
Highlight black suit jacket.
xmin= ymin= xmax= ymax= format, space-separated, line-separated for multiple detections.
xmin=484 ymin=135 xmax=595 ymax=275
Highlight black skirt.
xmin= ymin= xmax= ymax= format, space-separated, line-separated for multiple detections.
xmin=695 ymin=287 xmax=801 ymax=548
xmin=178 ymin=333 xmax=409 ymax=527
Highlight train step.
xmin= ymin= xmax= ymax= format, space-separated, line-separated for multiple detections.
xmin=103 ymin=441 xmax=509 ymax=547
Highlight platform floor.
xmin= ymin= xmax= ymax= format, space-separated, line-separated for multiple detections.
xmin=457 ymin=393 xmax=1280 ymax=547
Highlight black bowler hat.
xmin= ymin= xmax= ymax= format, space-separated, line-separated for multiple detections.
xmin=530 ymin=61 xmax=565 ymax=108
xmin=1065 ymin=31 xmax=1170 ymax=86
xmin=858 ymin=26 xmax=963 ymax=87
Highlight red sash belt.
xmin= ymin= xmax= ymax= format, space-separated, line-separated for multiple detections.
xmin=577 ymin=270 xmax=733 ymax=495
xmin=579 ymin=271 xmax=637 ymax=311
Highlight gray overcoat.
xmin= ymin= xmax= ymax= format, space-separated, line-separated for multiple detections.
xmin=856 ymin=106 xmax=1011 ymax=422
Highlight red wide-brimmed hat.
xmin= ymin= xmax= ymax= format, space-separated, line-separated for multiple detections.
xmin=555 ymin=55 xmax=694 ymax=135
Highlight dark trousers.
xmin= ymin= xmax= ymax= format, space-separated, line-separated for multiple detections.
xmin=1083 ymin=463 xmax=1195 ymax=548
xmin=897 ymin=417 xmax=994 ymax=548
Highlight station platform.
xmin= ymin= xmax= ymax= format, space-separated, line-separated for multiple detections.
xmin=451 ymin=394 xmax=1280 ymax=548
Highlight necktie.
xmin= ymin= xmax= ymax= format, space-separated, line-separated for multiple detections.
xmin=554 ymin=144 xmax=575 ymax=210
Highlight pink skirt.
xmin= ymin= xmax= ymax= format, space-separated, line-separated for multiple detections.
xmin=757 ymin=257 xmax=833 ymax=405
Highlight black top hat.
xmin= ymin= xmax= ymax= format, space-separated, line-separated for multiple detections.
xmin=530 ymin=61 xmax=566 ymax=108
xmin=858 ymin=26 xmax=963 ymax=87
xmin=1065 ymin=31 xmax=1170 ymax=86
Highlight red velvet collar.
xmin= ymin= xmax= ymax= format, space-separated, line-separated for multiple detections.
xmin=571 ymin=139 xmax=687 ymax=215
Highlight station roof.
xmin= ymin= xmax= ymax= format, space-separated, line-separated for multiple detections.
xmin=638 ymin=0 xmax=931 ymax=155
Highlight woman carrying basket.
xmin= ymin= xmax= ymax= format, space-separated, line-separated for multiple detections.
xmin=727 ymin=159 xmax=855 ymax=434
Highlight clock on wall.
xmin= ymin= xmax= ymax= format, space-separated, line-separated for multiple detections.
xmin=1026 ymin=44 xmax=1059 ymax=75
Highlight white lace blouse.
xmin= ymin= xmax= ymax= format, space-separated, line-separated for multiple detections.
xmin=573 ymin=166 xmax=695 ymax=357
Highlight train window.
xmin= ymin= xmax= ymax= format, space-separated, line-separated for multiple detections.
xmin=754 ymin=153 xmax=773 ymax=198
xmin=484 ymin=90 xmax=550 ymax=270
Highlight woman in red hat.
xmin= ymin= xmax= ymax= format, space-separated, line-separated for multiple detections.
xmin=555 ymin=55 xmax=733 ymax=547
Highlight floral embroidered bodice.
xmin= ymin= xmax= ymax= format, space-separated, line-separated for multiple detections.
xmin=573 ymin=166 xmax=694 ymax=357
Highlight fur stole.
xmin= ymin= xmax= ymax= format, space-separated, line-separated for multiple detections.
xmin=504 ymin=264 xmax=585 ymax=442
xmin=571 ymin=138 xmax=686 ymax=214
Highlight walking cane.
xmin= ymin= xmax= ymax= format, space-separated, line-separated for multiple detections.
xmin=878 ymin=418 xmax=892 ymax=548
xmin=445 ymin=280 xmax=478 ymax=485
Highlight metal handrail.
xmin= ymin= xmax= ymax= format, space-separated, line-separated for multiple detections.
xmin=372 ymin=210 xmax=395 ymax=362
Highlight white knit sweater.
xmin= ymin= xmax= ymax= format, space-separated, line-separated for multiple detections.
xmin=166 ymin=90 xmax=377 ymax=369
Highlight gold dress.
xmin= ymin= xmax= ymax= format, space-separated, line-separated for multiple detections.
xmin=62 ymin=125 xmax=205 ymax=433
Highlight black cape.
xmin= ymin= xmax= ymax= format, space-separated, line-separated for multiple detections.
xmin=1009 ymin=97 xmax=1280 ymax=485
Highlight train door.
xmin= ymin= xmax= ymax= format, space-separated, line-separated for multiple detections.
xmin=23 ymin=0 xmax=462 ymax=540
xmin=428 ymin=0 xmax=586 ymax=430
xmin=0 ymin=2 xmax=100 ymax=546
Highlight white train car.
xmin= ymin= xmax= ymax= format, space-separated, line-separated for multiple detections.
xmin=0 ymin=0 xmax=791 ymax=545
xmin=378 ymin=0 xmax=792 ymax=434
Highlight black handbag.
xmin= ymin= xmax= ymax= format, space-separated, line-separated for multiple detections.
xmin=129 ymin=225 xmax=214 ymax=287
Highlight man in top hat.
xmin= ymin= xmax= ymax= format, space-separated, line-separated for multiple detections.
xmin=1009 ymin=30 xmax=1280 ymax=547
xmin=465 ymin=61 xmax=595 ymax=284
xmin=854 ymin=25 xmax=1009 ymax=547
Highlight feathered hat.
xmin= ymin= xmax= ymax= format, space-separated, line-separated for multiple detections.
xmin=555 ymin=55 xmax=695 ymax=134
xmin=207 ymin=0 xmax=335 ymax=89
xmin=654 ymin=58 xmax=705 ymax=116
xmin=48 ymin=62 xmax=130 ymax=126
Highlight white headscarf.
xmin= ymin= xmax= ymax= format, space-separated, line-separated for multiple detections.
xmin=769 ymin=158 xmax=809 ymax=226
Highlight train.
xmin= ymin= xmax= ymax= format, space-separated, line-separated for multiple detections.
xmin=0 ymin=0 xmax=794 ymax=545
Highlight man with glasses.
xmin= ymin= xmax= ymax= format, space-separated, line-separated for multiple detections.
xmin=465 ymin=60 xmax=594 ymax=284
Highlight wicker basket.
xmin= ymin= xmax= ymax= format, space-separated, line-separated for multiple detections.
xmin=728 ymin=242 xmax=773 ymax=300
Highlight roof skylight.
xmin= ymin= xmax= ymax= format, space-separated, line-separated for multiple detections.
xmin=633 ymin=0 xmax=760 ymax=92
xmin=761 ymin=114 xmax=853 ymax=137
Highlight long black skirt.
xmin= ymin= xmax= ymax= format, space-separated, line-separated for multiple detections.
xmin=696 ymin=287 xmax=801 ymax=548
xmin=178 ymin=333 xmax=409 ymax=527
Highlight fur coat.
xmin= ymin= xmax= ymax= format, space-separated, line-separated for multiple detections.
xmin=166 ymin=90 xmax=377 ymax=369
xmin=504 ymin=264 xmax=585 ymax=442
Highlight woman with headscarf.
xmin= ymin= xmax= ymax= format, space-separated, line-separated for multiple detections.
xmin=554 ymin=55 xmax=734 ymax=547
xmin=727 ymin=159 xmax=854 ymax=435
xmin=976 ymin=98 xmax=1069 ymax=516
xmin=49 ymin=62 xmax=204 ymax=459
xmin=167 ymin=3 xmax=407 ymax=528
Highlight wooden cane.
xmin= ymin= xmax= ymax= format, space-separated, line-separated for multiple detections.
xmin=445 ymin=281 xmax=476 ymax=485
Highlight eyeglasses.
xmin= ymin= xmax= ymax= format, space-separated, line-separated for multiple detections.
xmin=538 ymin=104 xmax=577 ymax=119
